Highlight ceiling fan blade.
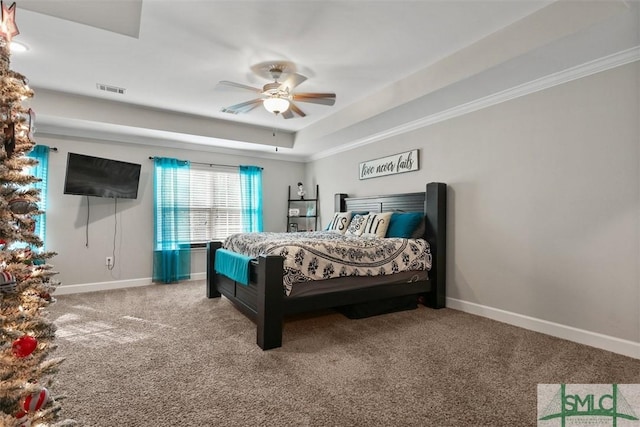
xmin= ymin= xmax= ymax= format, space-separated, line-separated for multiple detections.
xmin=221 ymin=98 xmax=263 ymax=114
xmin=279 ymin=73 xmax=307 ymax=91
xmin=288 ymin=102 xmax=306 ymax=118
xmin=218 ymin=81 xmax=263 ymax=93
xmin=281 ymin=109 xmax=294 ymax=119
xmin=292 ymin=93 xmax=336 ymax=106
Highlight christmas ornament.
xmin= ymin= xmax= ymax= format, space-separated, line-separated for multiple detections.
xmin=8 ymin=198 xmax=38 ymax=214
xmin=22 ymin=387 xmax=49 ymax=412
xmin=27 ymin=108 xmax=35 ymax=141
xmin=18 ymin=247 xmax=32 ymax=264
xmin=0 ymin=270 xmax=16 ymax=293
xmin=12 ymin=335 xmax=37 ymax=358
xmin=15 ymin=411 xmax=31 ymax=427
xmin=0 ymin=1 xmax=18 ymax=42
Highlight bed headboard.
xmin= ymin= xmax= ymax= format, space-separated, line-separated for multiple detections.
xmin=335 ymin=182 xmax=446 ymax=308
xmin=340 ymin=192 xmax=426 ymax=213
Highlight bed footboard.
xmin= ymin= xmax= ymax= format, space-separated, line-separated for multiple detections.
xmin=207 ymin=241 xmax=285 ymax=350
xmin=256 ymin=255 xmax=285 ymax=349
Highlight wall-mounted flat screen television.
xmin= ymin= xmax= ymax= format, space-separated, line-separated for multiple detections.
xmin=63 ymin=153 xmax=142 ymax=199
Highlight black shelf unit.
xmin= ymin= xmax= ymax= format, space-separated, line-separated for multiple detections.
xmin=287 ymin=184 xmax=319 ymax=232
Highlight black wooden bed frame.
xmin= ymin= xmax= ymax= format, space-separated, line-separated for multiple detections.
xmin=206 ymin=182 xmax=446 ymax=350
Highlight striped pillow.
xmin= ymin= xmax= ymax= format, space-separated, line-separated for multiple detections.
xmin=360 ymin=212 xmax=392 ymax=238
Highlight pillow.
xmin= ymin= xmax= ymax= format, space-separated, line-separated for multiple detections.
xmin=325 ymin=211 xmax=353 ymax=234
xmin=386 ymin=212 xmax=424 ymax=238
xmin=359 ymin=212 xmax=392 ymax=238
xmin=411 ymin=218 xmax=426 ymax=239
xmin=345 ymin=214 xmax=367 ymax=236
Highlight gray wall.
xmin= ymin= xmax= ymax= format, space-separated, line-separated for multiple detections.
xmin=307 ymin=62 xmax=639 ymax=343
xmin=39 ymin=135 xmax=304 ymax=287
xmin=35 ymin=60 xmax=638 ymax=356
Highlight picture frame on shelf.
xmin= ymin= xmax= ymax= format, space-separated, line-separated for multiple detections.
xmin=288 ymin=208 xmax=300 ymax=216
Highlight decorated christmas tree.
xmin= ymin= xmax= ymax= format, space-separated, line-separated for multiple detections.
xmin=0 ymin=2 xmax=73 ymax=426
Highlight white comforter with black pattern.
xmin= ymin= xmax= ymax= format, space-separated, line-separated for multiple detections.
xmin=223 ymin=231 xmax=431 ymax=296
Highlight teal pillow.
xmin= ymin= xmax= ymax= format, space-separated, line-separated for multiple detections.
xmin=386 ymin=212 xmax=424 ymax=238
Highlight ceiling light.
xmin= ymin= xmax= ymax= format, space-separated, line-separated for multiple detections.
xmin=9 ymin=41 xmax=27 ymax=52
xmin=263 ymin=97 xmax=290 ymax=115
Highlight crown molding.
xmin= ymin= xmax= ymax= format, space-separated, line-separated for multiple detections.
xmin=310 ymin=46 xmax=640 ymax=161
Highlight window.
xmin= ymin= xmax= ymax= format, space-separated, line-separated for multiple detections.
xmin=189 ymin=164 xmax=242 ymax=243
xmin=27 ymin=145 xmax=50 ymax=251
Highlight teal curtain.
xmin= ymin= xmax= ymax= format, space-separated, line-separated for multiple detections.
xmin=27 ymin=145 xmax=49 ymax=251
xmin=153 ymin=157 xmax=191 ymax=283
xmin=239 ymin=165 xmax=263 ymax=232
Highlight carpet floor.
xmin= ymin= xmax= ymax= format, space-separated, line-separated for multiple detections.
xmin=47 ymin=280 xmax=640 ymax=426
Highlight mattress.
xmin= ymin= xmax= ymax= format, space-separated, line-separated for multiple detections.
xmin=223 ymin=231 xmax=431 ymax=296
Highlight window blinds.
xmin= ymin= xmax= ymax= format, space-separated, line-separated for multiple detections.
xmin=189 ymin=164 xmax=242 ymax=242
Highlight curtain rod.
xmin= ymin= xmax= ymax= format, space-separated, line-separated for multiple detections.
xmin=148 ymin=156 xmax=262 ymax=169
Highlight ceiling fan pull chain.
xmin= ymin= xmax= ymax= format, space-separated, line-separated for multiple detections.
xmin=272 ymin=127 xmax=279 ymax=151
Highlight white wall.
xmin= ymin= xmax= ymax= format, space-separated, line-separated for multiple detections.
xmin=38 ymin=135 xmax=304 ymax=289
xmin=308 ymin=62 xmax=640 ymax=349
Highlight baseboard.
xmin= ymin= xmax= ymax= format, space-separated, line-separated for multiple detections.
xmin=446 ymin=297 xmax=640 ymax=360
xmin=54 ymin=272 xmax=207 ymax=295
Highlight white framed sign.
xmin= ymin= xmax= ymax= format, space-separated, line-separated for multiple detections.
xmin=359 ymin=149 xmax=419 ymax=180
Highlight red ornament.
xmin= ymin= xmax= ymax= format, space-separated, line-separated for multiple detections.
xmin=15 ymin=410 xmax=31 ymax=427
xmin=12 ymin=335 xmax=37 ymax=358
xmin=0 ymin=271 xmax=16 ymax=294
xmin=22 ymin=387 xmax=49 ymax=412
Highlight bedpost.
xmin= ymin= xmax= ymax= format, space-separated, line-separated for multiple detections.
xmin=335 ymin=193 xmax=347 ymax=212
xmin=206 ymin=241 xmax=222 ymax=298
xmin=256 ymin=254 xmax=285 ymax=350
xmin=425 ymin=182 xmax=446 ymax=308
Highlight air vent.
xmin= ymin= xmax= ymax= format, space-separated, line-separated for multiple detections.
xmin=96 ymin=83 xmax=126 ymax=95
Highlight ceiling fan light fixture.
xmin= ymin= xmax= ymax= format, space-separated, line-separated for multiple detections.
xmin=263 ymin=96 xmax=290 ymax=115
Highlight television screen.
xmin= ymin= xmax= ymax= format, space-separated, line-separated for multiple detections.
xmin=63 ymin=153 xmax=141 ymax=199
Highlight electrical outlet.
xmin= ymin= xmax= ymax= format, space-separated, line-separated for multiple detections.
xmin=106 ymin=256 xmax=113 ymax=268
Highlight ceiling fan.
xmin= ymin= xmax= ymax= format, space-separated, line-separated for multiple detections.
xmin=218 ymin=61 xmax=336 ymax=119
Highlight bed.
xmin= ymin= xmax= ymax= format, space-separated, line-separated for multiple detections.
xmin=206 ymin=182 xmax=446 ymax=350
